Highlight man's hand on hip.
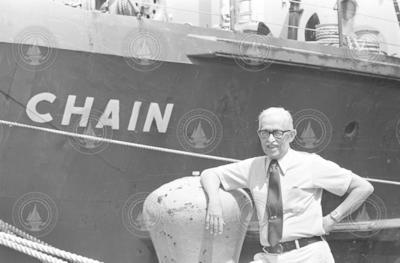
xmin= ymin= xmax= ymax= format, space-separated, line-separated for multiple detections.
xmin=205 ymin=200 xmax=225 ymax=235
xmin=322 ymin=215 xmax=336 ymax=234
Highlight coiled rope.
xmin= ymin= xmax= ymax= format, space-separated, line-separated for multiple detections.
xmin=0 ymin=219 xmax=103 ymax=263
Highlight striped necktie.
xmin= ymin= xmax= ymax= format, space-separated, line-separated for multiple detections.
xmin=266 ymin=159 xmax=283 ymax=246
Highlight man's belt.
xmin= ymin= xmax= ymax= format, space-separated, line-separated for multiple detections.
xmin=262 ymin=236 xmax=323 ymax=254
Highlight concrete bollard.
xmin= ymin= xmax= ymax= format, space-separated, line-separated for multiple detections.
xmin=143 ymin=176 xmax=254 ymax=263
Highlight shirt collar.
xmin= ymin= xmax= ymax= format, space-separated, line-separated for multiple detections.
xmin=268 ymin=148 xmax=294 ymax=175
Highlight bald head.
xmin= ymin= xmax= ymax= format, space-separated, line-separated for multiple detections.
xmin=258 ymin=107 xmax=294 ymax=130
xmin=257 ymin=107 xmax=296 ymax=159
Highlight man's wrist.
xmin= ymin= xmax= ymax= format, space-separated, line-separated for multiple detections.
xmin=208 ymin=194 xmax=221 ymax=204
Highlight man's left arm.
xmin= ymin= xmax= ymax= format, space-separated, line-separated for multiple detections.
xmin=323 ymin=173 xmax=374 ymax=233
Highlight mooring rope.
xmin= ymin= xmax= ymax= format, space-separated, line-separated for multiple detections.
xmin=0 ymin=218 xmax=104 ymax=263
xmin=0 ymin=119 xmax=399 ymax=187
xmin=0 ymin=232 xmax=102 ymax=263
xmin=0 ymin=235 xmax=67 ymax=263
xmin=0 ymin=119 xmax=240 ymax=163
xmin=0 ymin=219 xmax=49 ymax=246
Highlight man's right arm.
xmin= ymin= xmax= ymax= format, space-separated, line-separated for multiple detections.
xmin=200 ymin=169 xmax=225 ymax=235
xmin=200 ymin=158 xmax=255 ymax=235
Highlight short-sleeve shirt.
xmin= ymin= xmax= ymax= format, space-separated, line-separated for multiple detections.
xmin=203 ymin=148 xmax=353 ymax=246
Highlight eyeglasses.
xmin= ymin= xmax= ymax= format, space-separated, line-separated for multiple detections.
xmin=257 ymin=129 xmax=292 ymax=139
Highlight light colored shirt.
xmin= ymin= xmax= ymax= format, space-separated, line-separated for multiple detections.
xmin=204 ymin=148 xmax=354 ymax=246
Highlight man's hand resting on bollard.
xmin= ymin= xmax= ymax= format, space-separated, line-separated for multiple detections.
xmin=205 ymin=199 xmax=225 ymax=235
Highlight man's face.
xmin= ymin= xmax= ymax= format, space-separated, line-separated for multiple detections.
xmin=258 ymin=113 xmax=296 ymax=160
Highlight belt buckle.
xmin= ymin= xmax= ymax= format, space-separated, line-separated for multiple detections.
xmin=275 ymin=244 xmax=284 ymax=254
xmin=263 ymin=243 xmax=284 ymax=254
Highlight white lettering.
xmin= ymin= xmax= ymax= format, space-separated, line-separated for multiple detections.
xmin=96 ymin=99 xmax=120 ymax=130
xmin=26 ymin=93 xmax=174 ymax=133
xmin=61 ymin=95 xmax=94 ymax=127
xmin=143 ymin=103 xmax=174 ymax=133
xmin=127 ymin=101 xmax=142 ymax=131
xmin=26 ymin=92 xmax=56 ymax=123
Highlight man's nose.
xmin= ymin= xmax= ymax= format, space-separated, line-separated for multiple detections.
xmin=266 ymin=133 xmax=275 ymax=142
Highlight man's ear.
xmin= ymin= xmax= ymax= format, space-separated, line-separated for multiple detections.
xmin=288 ymin=130 xmax=297 ymax=142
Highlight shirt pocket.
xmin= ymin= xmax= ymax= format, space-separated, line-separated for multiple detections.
xmin=282 ymin=186 xmax=314 ymax=215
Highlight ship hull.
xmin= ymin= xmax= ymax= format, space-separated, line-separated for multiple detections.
xmin=0 ymin=33 xmax=400 ymax=263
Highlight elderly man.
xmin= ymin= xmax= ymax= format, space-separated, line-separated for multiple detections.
xmin=200 ymin=107 xmax=373 ymax=263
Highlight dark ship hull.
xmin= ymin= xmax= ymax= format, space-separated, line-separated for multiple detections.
xmin=1 ymin=1 xmax=400 ymax=262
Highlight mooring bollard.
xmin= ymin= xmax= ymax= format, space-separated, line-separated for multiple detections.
xmin=143 ymin=176 xmax=254 ymax=263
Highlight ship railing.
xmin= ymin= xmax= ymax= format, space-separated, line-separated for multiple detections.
xmin=53 ymin=0 xmax=400 ymax=30
xmin=52 ymin=0 xmax=400 ymax=58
